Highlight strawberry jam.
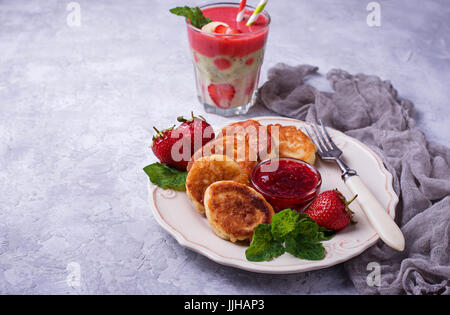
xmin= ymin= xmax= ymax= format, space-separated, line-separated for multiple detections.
xmin=251 ymin=158 xmax=321 ymax=212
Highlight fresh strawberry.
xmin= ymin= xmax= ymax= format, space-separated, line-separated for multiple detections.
xmin=304 ymin=189 xmax=357 ymax=231
xmin=151 ymin=113 xmax=215 ymax=171
xmin=208 ymin=84 xmax=235 ymax=108
xmin=176 ymin=112 xmax=215 ymax=155
xmin=151 ymin=125 xmax=187 ymax=171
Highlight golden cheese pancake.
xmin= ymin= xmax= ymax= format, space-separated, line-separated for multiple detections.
xmin=204 ymin=181 xmax=274 ymax=243
xmin=186 ymin=155 xmax=249 ymax=214
xmin=218 ymin=119 xmax=262 ymax=138
xmin=187 ymin=135 xmax=257 ymax=180
xmin=218 ymin=119 xmax=277 ymax=162
xmin=267 ymin=124 xmax=316 ymax=165
xmin=187 ymin=136 xmax=234 ymax=171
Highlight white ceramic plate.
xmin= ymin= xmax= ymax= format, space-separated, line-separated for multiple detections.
xmin=147 ymin=116 xmax=398 ymax=274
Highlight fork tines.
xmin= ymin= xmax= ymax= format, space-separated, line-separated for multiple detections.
xmin=304 ymin=120 xmax=342 ymax=158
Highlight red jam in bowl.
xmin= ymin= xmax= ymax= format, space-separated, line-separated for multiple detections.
xmin=251 ymin=158 xmax=321 ymax=212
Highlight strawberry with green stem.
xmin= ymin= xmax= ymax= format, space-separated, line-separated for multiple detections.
xmin=176 ymin=112 xmax=215 ymax=157
xmin=151 ymin=113 xmax=215 ymax=171
xmin=304 ymin=189 xmax=358 ymax=231
xmin=151 ymin=125 xmax=187 ymax=171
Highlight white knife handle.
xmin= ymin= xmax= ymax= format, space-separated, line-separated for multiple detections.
xmin=345 ymin=175 xmax=405 ymax=251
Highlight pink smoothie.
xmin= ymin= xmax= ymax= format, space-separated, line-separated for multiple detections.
xmin=187 ymin=6 xmax=269 ymax=58
xmin=186 ymin=4 xmax=270 ymax=113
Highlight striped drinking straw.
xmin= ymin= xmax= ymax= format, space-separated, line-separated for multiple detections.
xmin=246 ymin=0 xmax=268 ymax=26
xmin=236 ymin=0 xmax=247 ymax=22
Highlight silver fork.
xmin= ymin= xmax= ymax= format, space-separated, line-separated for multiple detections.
xmin=305 ymin=120 xmax=405 ymax=251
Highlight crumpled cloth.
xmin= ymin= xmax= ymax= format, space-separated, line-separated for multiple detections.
xmin=257 ymin=63 xmax=450 ymax=295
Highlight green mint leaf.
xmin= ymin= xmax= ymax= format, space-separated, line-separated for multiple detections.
xmin=170 ymin=6 xmax=212 ymax=29
xmin=298 ymin=215 xmax=336 ymax=241
xmin=143 ymin=163 xmax=187 ymax=191
xmin=294 ymin=217 xmax=320 ymax=240
xmin=293 ymin=213 xmax=335 ymax=242
xmin=245 ymin=224 xmax=285 ymax=262
xmin=245 ymin=210 xmax=331 ymax=262
xmin=285 ymin=234 xmax=326 ymax=261
xmin=318 ymin=226 xmax=336 ymax=241
xmin=271 ymin=209 xmax=300 ymax=241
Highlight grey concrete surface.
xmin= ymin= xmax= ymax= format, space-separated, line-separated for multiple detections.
xmin=0 ymin=0 xmax=448 ymax=294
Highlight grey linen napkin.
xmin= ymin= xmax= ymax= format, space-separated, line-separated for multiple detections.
xmin=257 ymin=63 xmax=450 ymax=295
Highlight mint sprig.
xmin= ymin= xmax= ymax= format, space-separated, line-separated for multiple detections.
xmin=244 ymin=224 xmax=285 ymax=262
xmin=170 ymin=6 xmax=212 ymax=29
xmin=285 ymin=234 xmax=325 ymax=261
xmin=143 ymin=162 xmax=187 ymax=191
xmin=245 ymin=209 xmax=335 ymax=262
xmin=270 ymin=209 xmax=300 ymax=241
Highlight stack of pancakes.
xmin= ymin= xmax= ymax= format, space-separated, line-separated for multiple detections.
xmin=185 ymin=119 xmax=317 ymax=243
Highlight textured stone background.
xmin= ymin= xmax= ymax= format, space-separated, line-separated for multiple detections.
xmin=0 ymin=0 xmax=448 ymax=294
